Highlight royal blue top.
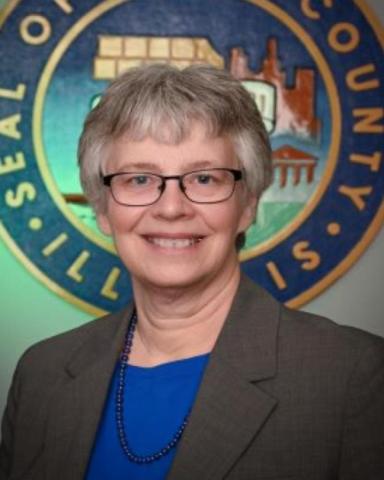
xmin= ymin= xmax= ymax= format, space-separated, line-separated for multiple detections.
xmin=85 ymin=354 xmax=210 ymax=480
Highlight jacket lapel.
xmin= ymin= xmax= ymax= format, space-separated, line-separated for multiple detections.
xmin=168 ymin=276 xmax=280 ymax=479
xmin=43 ymin=305 xmax=133 ymax=479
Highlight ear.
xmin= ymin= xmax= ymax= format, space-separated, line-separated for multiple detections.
xmin=96 ymin=212 xmax=112 ymax=236
xmin=238 ymin=194 xmax=258 ymax=233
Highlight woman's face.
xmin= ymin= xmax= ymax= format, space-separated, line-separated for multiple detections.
xmin=97 ymin=123 xmax=257 ymax=290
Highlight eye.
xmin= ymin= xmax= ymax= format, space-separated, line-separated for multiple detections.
xmin=131 ymin=175 xmax=150 ymax=185
xmin=196 ymin=174 xmax=213 ymax=184
xmin=187 ymin=171 xmax=219 ymax=186
xmin=119 ymin=173 xmax=155 ymax=188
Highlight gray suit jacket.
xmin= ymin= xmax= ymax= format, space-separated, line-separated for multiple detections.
xmin=1 ymin=276 xmax=384 ymax=479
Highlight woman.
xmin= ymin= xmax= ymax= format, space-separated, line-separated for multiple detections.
xmin=1 ymin=64 xmax=383 ymax=480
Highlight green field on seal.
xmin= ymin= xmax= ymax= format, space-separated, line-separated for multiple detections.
xmin=245 ymin=202 xmax=304 ymax=249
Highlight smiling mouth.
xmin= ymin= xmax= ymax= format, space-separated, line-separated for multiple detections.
xmin=145 ymin=237 xmax=204 ymax=249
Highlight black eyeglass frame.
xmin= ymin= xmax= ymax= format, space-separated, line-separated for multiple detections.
xmin=101 ymin=168 xmax=243 ymax=206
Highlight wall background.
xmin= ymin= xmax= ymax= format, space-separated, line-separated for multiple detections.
xmin=0 ymin=0 xmax=383 ymax=418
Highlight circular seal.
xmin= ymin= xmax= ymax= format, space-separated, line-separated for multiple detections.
xmin=0 ymin=0 xmax=383 ymax=315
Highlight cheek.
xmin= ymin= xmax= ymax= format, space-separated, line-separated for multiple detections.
xmin=99 ymin=202 xmax=144 ymax=237
xmin=201 ymin=204 xmax=244 ymax=235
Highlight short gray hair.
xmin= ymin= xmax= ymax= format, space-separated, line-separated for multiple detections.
xmin=78 ymin=63 xmax=272 ymax=213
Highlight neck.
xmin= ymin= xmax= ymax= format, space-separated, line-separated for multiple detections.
xmin=129 ymin=265 xmax=241 ymax=366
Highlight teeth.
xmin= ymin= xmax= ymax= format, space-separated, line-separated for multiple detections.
xmin=149 ymin=237 xmax=201 ymax=248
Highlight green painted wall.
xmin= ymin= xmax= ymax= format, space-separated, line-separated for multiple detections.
xmin=0 ymin=241 xmax=91 ymax=410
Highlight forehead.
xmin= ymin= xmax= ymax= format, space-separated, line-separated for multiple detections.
xmin=105 ymin=123 xmax=237 ymax=173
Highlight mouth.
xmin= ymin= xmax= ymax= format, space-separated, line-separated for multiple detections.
xmin=144 ymin=236 xmax=204 ymax=249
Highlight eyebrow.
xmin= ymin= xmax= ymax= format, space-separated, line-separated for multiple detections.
xmin=115 ymin=160 xmax=218 ymax=172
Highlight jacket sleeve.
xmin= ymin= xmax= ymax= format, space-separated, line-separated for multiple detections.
xmin=0 ymin=360 xmax=22 ymax=480
xmin=338 ymin=336 xmax=384 ymax=479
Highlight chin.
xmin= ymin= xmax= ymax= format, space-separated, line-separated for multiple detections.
xmin=139 ymin=272 xmax=205 ymax=291
xmin=129 ymin=262 xmax=208 ymax=290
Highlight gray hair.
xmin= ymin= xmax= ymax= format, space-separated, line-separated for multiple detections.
xmin=78 ymin=63 xmax=272 ymax=213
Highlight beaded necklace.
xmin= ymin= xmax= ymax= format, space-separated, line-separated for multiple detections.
xmin=116 ymin=310 xmax=190 ymax=464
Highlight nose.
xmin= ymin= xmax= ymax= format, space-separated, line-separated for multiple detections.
xmin=151 ymin=178 xmax=194 ymax=220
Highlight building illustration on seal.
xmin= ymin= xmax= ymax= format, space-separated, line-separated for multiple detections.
xmin=93 ymin=35 xmax=320 ymax=184
xmin=229 ymin=38 xmax=321 ymax=139
xmin=272 ymin=145 xmax=317 ymax=188
xmin=93 ymin=35 xmax=224 ymax=78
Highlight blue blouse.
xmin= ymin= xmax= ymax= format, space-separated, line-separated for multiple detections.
xmin=85 ymin=354 xmax=210 ymax=480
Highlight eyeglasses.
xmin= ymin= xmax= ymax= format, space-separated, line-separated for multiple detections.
xmin=102 ymin=168 xmax=243 ymax=206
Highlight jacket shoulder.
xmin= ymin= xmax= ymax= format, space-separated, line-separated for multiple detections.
xmin=279 ymin=303 xmax=384 ymax=365
xmin=282 ymin=304 xmax=383 ymax=344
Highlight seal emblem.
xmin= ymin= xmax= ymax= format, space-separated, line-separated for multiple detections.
xmin=0 ymin=0 xmax=383 ymax=314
